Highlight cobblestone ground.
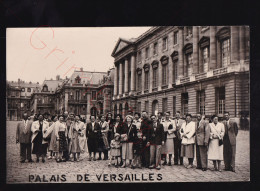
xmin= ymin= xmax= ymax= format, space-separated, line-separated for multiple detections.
xmin=6 ymin=121 xmax=250 ymax=183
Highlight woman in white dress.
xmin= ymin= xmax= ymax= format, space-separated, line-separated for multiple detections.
xmin=208 ymin=115 xmax=225 ymax=171
xmin=161 ymin=112 xmax=175 ymax=166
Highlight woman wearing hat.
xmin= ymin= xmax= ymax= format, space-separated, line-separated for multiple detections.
xmin=119 ymin=115 xmax=137 ymax=168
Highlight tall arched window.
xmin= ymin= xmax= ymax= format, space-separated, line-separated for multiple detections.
xmin=199 ymin=36 xmax=210 ymax=73
xmin=143 ymin=64 xmax=150 ymax=91
xmin=152 ymin=100 xmax=159 ymax=115
xmin=119 ymin=104 xmax=123 ymax=116
xmin=136 ymin=68 xmax=142 ymax=92
xmin=160 ymin=56 xmax=169 ymax=86
xmin=151 ymin=61 xmax=159 ymax=89
xmin=183 ymin=43 xmax=193 ymax=77
xmin=114 ymin=104 xmax=117 ymax=116
xmin=171 ymin=51 xmax=178 ymax=83
xmin=216 ymin=27 xmax=231 ymax=68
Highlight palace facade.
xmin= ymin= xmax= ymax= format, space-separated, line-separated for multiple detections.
xmin=7 ymin=68 xmax=114 ymax=120
xmin=111 ymin=26 xmax=250 ymax=120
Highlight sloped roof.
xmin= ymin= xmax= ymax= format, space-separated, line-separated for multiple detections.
xmin=111 ymin=38 xmax=135 ymax=57
xmin=69 ymin=70 xmax=107 ymax=85
xmin=41 ymin=79 xmax=64 ymax=92
xmin=7 ymin=80 xmax=40 ymax=88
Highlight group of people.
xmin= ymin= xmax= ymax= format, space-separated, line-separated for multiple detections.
xmin=16 ymin=110 xmax=238 ymax=172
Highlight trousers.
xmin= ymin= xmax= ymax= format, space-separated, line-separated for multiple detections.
xmin=20 ymin=143 xmax=32 ymax=161
xmin=150 ymin=145 xmax=162 ymax=167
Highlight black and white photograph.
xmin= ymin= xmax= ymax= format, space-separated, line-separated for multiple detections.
xmin=5 ymin=26 xmax=250 ymax=183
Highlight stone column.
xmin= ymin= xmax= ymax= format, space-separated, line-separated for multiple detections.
xmin=209 ymin=26 xmax=217 ymax=70
xmin=119 ymin=62 xmax=123 ymax=96
xmin=192 ymin=26 xmax=199 ymax=74
xmin=178 ymin=27 xmax=184 ymax=78
xmin=114 ymin=64 xmax=118 ymax=97
xmin=130 ymin=54 xmax=136 ymax=94
xmin=34 ymin=97 xmax=37 ymax=114
xmin=231 ymin=26 xmax=239 ymax=63
xmin=124 ymin=58 xmax=129 ymax=94
xmin=239 ymin=26 xmax=246 ymax=61
xmin=142 ymin=69 xmax=145 ymax=93
xmin=65 ymin=91 xmax=68 ymax=112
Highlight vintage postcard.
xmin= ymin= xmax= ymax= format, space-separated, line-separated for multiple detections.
xmin=6 ymin=26 xmax=250 ymax=183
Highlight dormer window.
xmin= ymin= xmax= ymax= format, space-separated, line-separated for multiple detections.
xmin=43 ymin=84 xmax=48 ymax=92
xmin=75 ymin=75 xmax=81 ymax=84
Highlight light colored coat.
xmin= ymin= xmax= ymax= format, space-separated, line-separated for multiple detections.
xmin=180 ymin=121 xmax=196 ymax=145
xmin=31 ymin=120 xmax=49 ymax=144
xmin=162 ymin=119 xmax=176 ymax=139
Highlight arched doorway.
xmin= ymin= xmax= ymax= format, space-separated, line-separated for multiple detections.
xmin=125 ymin=102 xmax=129 ymax=115
xmin=119 ymin=104 xmax=123 ymax=116
xmin=90 ymin=107 xmax=97 ymax=117
xmin=152 ymin=100 xmax=159 ymax=116
xmin=114 ymin=104 xmax=117 ymax=117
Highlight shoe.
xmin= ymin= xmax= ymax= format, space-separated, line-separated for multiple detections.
xmin=76 ymin=158 xmax=80 ymax=162
xmin=48 ymin=156 xmax=52 ymax=160
xmin=42 ymin=158 xmax=45 ymax=163
xmin=20 ymin=160 xmax=25 ymax=163
xmin=224 ymin=168 xmax=230 ymax=171
xmin=108 ymin=163 xmax=111 ymax=167
xmin=61 ymin=158 xmax=66 ymax=162
xmin=56 ymin=159 xmax=61 ymax=163
xmin=196 ymin=167 xmax=202 ymax=169
xmin=149 ymin=165 xmax=154 ymax=169
xmin=71 ymin=158 xmax=75 ymax=162
xmin=230 ymin=167 xmax=236 ymax=172
xmin=115 ymin=164 xmax=118 ymax=168
xmin=218 ymin=169 xmax=222 ymax=172
xmin=93 ymin=158 xmax=96 ymax=161
xmin=162 ymin=161 xmax=167 ymax=166
xmin=98 ymin=157 xmax=102 ymax=160
xmin=88 ymin=158 xmax=92 ymax=161
xmin=138 ymin=166 xmax=142 ymax=169
xmin=156 ymin=166 xmax=161 ymax=170
xmin=168 ymin=162 xmax=172 ymax=166
xmin=174 ymin=163 xmax=178 ymax=165
xmin=28 ymin=159 xmax=33 ymax=163
xmin=36 ymin=158 xmax=39 ymax=163
xmin=186 ymin=165 xmax=193 ymax=169
xmin=202 ymin=168 xmax=207 ymax=171
xmin=131 ymin=166 xmax=135 ymax=169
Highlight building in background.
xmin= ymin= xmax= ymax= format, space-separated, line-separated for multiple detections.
xmin=111 ymin=26 xmax=250 ymax=122
xmin=7 ymin=68 xmax=114 ymax=120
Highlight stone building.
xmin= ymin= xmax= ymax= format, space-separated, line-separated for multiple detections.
xmin=6 ymin=79 xmax=40 ymax=120
xmin=111 ymin=26 xmax=250 ymax=120
xmin=7 ymin=68 xmax=114 ymax=120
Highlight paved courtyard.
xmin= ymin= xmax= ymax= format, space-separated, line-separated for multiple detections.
xmin=6 ymin=121 xmax=250 ymax=183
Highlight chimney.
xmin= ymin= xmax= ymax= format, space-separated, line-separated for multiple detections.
xmin=56 ymin=75 xmax=60 ymax=80
xmin=80 ymin=67 xmax=83 ymax=72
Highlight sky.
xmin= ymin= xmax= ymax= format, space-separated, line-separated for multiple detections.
xmin=7 ymin=27 xmax=151 ymax=83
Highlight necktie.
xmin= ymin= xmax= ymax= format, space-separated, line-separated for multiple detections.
xmin=23 ymin=120 xmax=27 ymax=134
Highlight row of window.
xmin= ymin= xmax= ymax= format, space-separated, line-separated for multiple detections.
xmin=136 ymin=26 xmax=210 ymax=63
xmin=21 ymin=88 xmax=32 ymax=92
xmin=135 ymin=38 xmax=230 ymax=92
xmin=118 ymin=86 xmax=225 ymax=116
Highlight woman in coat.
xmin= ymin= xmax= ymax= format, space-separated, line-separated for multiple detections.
xmin=208 ymin=115 xmax=225 ymax=171
xmin=161 ymin=112 xmax=175 ymax=166
xmin=69 ymin=115 xmax=85 ymax=162
xmin=47 ymin=115 xmax=58 ymax=159
xmin=180 ymin=114 xmax=196 ymax=169
xmin=55 ymin=115 xmax=68 ymax=162
xmin=31 ymin=114 xmax=49 ymax=163
xmin=119 ymin=115 xmax=137 ymax=168
xmin=106 ymin=112 xmax=114 ymax=146
xmin=98 ymin=114 xmax=110 ymax=160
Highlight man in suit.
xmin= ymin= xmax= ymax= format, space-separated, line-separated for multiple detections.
xmin=223 ymin=111 xmax=238 ymax=172
xmin=195 ymin=114 xmax=210 ymax=171
xmin=172 ymin=111 xmax=184 ymax=165
xmin=140 ymin=111 xmax=153 ymax=168
xmin=86 ymin=115 xmax=101 ymax=161
xmin=148 ymin=115 xmax=165 ymax=170
xmin=16 ymin=112 xmax=33 ymax=163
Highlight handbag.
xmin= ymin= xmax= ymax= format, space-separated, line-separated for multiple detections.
xmin=211 ymin=124 xmax=223 ymax=146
